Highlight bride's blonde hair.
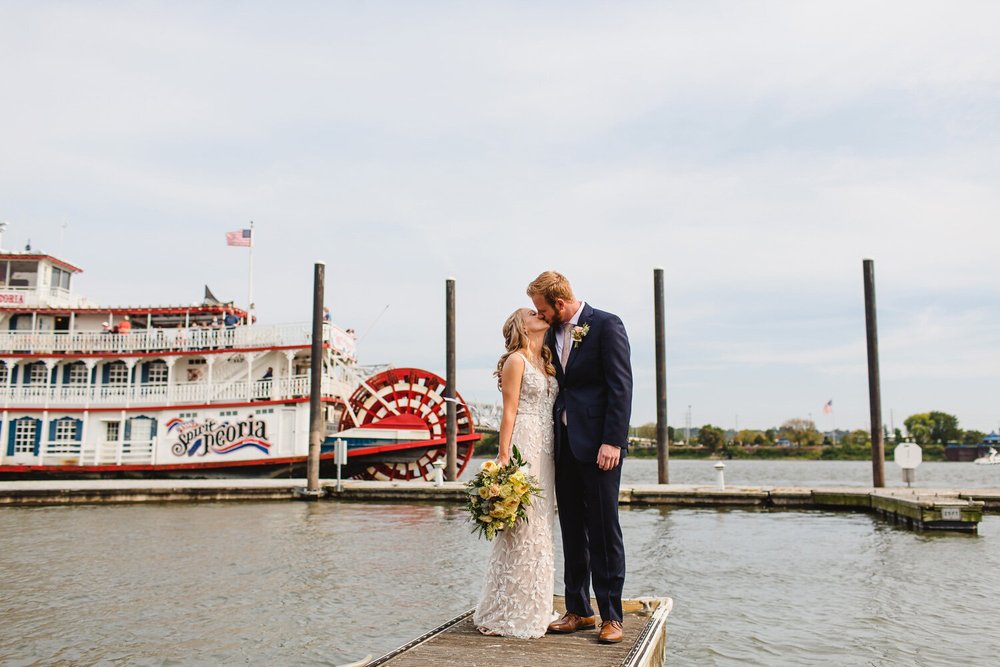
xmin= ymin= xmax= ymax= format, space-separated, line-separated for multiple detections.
xmin=494 ymin=308 xmax=555 ymax=390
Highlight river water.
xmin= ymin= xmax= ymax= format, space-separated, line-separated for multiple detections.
xmin=2 ymin=460 xmax=999 ymax=666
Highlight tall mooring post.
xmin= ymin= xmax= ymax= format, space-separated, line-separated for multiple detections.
xmin=654 ymin=268 xmax=669 ymax=484
xmin=445 ymin=277 xmax=457 ymax=481
xmin=306 ymin=261 xmax=325 ymax=495
xmin=863 ymin=259 xmax=885 ymax=488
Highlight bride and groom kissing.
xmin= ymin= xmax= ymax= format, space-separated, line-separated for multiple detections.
xmin=473 ymin=271 xmax=633 ymax=645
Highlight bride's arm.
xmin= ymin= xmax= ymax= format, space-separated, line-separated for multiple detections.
xmin=497 ymin=354 xmax=524 ymax=466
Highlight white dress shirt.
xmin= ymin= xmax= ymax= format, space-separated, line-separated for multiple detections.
xmin=555 ymin=301 xmax=586 ymax=365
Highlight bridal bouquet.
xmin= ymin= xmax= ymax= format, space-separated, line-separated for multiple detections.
xmin=464 ymin=446 xmax=542 ymax=541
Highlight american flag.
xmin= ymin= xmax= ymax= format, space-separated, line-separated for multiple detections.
xmin=823 ymin=399 xmax=833 ymax=414
xmin=226 ymin=228 xmax=252 ymax=247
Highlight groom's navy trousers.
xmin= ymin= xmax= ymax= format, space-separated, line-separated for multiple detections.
xmin=549 ymin=304 xmax=632 ymax=624
xmin=556 ymin=422 xmax=626 ymax=623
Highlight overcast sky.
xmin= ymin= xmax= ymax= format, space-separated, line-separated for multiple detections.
xmin=3 ymin=2 xmax=998 ymax=433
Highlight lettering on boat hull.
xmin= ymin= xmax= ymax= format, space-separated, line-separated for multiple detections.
xmin=167 ymin=415 xmax=270 ymax=457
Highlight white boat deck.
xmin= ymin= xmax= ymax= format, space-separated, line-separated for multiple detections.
xmin=0 ymin=322 xmax=335 ymax=355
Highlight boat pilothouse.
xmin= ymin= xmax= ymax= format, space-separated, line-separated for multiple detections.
xmin=0 ymin=239 xmax=478 ymax=480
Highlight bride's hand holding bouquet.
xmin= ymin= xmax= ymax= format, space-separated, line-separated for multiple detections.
xmin=465 ymin=445 xmax=542 ymax=541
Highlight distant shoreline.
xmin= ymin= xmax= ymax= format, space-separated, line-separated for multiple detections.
xmin=472 ymin=433 xmax=944 ymax=462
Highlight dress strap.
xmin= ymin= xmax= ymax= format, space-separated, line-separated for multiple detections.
xmin=516 ymin=351 xmax=540 ymax=375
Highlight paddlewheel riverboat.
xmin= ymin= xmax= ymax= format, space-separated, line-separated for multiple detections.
xmin=0 ymin=244 xmax=479 ymax=480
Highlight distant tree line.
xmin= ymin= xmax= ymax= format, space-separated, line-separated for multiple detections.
xmin=473 ymin=410 xmax=987 ymax=460
xmin=624 ymin=410 xmax=988 ymax=461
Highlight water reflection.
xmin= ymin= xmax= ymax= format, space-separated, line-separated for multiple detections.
xmin=1 ymin=502 xmax=998 ymax=666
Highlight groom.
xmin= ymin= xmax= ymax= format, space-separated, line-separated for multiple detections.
xmin=527 ymin=271 xmax=633 ymax=645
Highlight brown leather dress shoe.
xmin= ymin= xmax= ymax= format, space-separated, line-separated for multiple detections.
xmin=598 ymin=620 xmax=624 ymax=644
xmin=547 ymin=612 xmax=596 ymax=634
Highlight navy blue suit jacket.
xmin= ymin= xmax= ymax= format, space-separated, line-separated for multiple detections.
xmin=549 ymin=304 xmax=633 ymax=463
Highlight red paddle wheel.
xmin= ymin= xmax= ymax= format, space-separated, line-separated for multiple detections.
xmin=340 ymin=367 xmax=477 ymax=480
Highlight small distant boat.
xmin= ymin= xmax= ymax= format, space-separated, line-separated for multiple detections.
xmin=974 ymin=448 xmax=1000 ymax=466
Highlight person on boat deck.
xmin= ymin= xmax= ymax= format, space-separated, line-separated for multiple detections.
xmin=101 ymin=321 xmax=111 ymax=334
xmin=117 ymin=316 xmax=131 ymax=334
xmin=257 ymin=367 xmax=274 ymax=401
xmin=223 ymin=309 xmax=239 ymax=327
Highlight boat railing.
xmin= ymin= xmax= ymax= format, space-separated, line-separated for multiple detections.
xmin=2 ymin=375 xmax=352 ymax=406
xmin=0 ymin=322 xmax=354 ymax=355
xmin=40 ymin=437 xmax=157 ymax=466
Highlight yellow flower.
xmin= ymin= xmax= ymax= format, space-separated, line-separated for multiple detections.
xmin=499 ymin=484 xmax=514 ymax=499
xmin=481 ymin=460 xmax=498 ymax=474
xmin=511 ymin=470 xmax=527 ymax=484
xmin=488 ymin=483 xmax=501 ymax=497
xmin=478 ymin=486 xmax=490 ymax=499
xmin=489 ymin=506 xmax=509 ymax=518
xmin=479 ymin=514 xmax=493 ymax=523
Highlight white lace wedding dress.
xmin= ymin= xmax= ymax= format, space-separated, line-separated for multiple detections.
xmin=473 ymin=352 xmax=557 ymax=638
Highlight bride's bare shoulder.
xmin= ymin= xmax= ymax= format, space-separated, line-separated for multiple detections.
xmin=502 ymin=351 xmax=526 ymax=371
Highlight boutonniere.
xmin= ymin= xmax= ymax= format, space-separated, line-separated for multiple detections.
xmin=571 ymin=323 xmax=590 ymax=348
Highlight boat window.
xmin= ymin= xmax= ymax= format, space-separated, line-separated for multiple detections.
xmin=29 ymin=363 xmax=49 ymax=385
xmin=50 ymin=267 xmax=71 ymax=294
xmin=107 ymin=362 xmax=129 ymax=385
xmin=53 ymin=419 xmax=79 ymax=442
xmin=147 ymin=361 xmax=169 ymax=385
xmin=13 ymin=419 xmax=38 ymax=454
xmin=9 ymin=260 xmax=38 ymax=288
xmin=68 ymin=364 xmax=89 ymax=384
xmin=129 ymin=418 xmax=153 ymax=443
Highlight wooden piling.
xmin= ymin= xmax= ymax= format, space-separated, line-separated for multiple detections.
xmin=863 ymin=259 xmax=886 ymax=487
xmin=654 ymin=268 xmax=669 ymax=484
xmin=306 ymin=262 xmax=325 ymax=496
xmin=445 ymin=277 xmax=457 ymax=481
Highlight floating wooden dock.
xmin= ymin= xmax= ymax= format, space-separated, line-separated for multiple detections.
xmin=365 ymin=596 xmax=673 ymax=667
xmin=0 ymin=479 xmax=993 ymax=532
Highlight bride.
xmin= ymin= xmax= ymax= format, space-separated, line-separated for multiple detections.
xmin=473 ymin=307 xmax=558 ymax=638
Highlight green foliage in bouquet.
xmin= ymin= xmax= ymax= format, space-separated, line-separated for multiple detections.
xmin=464 ymin=445 xmax=543 ymax=541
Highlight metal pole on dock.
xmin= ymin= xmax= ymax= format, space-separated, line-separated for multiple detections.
xmin=445 ymin=278 xmax=457 ymax=481
xmin=863 ymin=259 xmax=885 ymax=488
xmin=306 ymin=261 xmax=325 ymax=495
xmin=654 ymin=267 xmax=669 ymax=484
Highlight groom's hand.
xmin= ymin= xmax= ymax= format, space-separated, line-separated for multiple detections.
xmin=596 ymin=444 xmax=621 ymax=471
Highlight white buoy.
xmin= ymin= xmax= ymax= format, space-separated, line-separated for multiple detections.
xmin=714 ymin=461 xmax=726 ymax=489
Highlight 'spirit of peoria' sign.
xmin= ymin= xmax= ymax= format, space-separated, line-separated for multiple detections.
xmin=167 ymin=414 xmax=271 ymax=457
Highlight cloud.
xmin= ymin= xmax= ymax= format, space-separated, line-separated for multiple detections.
xmin=2 ymin=1 xmax=998 ymax=431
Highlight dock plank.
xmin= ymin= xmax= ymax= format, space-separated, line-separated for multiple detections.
xmin=372 ymin=598 xmax=671 ymax=667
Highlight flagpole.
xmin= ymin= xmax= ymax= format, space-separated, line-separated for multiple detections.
xmin=247 ymin=221 xmax=254 ymax=327
xmin=832 ymin=406 xmax=837 ymax=445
